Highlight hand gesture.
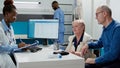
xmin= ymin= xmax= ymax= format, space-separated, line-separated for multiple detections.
xmin=81 ymin=44 xmax=89 ymax=56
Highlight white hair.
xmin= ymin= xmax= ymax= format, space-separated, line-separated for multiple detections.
xmin=72 ymin=19 xmax=85 ymax=26
xmin=72 ymin=19 xmax=85 ymax=31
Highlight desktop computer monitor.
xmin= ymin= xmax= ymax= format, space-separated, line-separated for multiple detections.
xmin=28 ymin=19 xmax=59 ymax=39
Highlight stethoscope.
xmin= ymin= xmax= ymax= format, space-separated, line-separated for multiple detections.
xmin=1 ymin=19 xmax=15 ymax=45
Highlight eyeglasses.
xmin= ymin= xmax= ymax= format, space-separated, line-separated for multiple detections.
xmin=96 ymin=11 xmax=103 ymax=16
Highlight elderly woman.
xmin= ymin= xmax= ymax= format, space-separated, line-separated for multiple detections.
xmin=65 ymin=20 xmax=95 ymax=60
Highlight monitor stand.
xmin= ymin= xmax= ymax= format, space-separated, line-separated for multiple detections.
xmin=42 ymin=39 xmax=48 ymax=46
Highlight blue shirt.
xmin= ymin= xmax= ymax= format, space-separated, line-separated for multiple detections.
xmin=88 ymin=20 xmax=120 ymax=64
xmin=54 ymin=8 xmax=65 ymax=33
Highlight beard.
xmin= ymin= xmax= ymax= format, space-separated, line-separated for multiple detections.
xmin=53 ymin=7 xmax=57 ymax=10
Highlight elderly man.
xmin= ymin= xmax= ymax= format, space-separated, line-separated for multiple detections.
xmin=65 ymin=20 xmax=95 ymax=60
xmin=81 ymin=5 xmax=120 ymax=68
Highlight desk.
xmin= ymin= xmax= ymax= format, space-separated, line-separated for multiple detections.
xmin=14 ymin=47 xmax=84 ymax=68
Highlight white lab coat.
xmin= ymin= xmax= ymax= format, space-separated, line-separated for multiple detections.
xmin=0 ymin=21 xmax=16 ymax=68
xmin=0 ymin=54 xmax=16 ymax=68
xmin=0 ymin=22 xmax=16 ymax=45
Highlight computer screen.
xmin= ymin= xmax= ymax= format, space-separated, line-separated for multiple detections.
xmin=28 ymin=19 xmax=59 ymax=39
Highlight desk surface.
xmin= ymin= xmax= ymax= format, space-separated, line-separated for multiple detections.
xmin=14 ymin=47 xmax=84 ymax=68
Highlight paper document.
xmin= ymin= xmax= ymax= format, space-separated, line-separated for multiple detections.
xmin=14 ymin=40 xmax=39 ymax=52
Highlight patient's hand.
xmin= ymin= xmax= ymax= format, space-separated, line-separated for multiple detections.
xmin=85 ymin=58 xmax=95 ymax=64
xmin=74 ymin=52 xmax=83 ymax=57
xmin=69 ymin=50 xmax=75 ymax=54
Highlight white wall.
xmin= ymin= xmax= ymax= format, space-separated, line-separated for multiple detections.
xmin=110 ymin=0 xmax=120 ymax=22
xmin=82 ymin=0 xmax=92 ymax=36
xmin=0 ymin=0 xmax=4 ymax=13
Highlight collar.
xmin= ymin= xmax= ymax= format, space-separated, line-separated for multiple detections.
xmin=1 ymin=19 xmax=11 ymax=32
xmin=72 ymin=33 xmax=84 ymax=51
xmin=72 ymin=32 xmax=84 ymax=45
xmin=103 ymin=20 xmax=115 ymax=30
xmin=56 ymin=7 xmax=60 ymax=10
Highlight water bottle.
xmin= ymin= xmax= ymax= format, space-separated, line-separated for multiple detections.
xmin=53 ymin=42 xmax=59 ymax=50
xmin=53 ymin=44 xmax=57 ymax=50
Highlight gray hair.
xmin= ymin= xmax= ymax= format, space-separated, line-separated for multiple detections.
xmin=72 ymin=19 xmax=85 ymax=26
xmin=72 ymin=19 xmax=85 ymax=31
xmin=99 ymin=5 xmax=112 ymax=16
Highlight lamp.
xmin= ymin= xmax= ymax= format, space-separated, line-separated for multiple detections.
xmin=14 ymin=1 xmax=41 ymax=4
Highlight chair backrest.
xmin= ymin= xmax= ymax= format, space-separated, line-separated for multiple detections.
xmin=100 ymin=47 xmax=104 ymax=56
